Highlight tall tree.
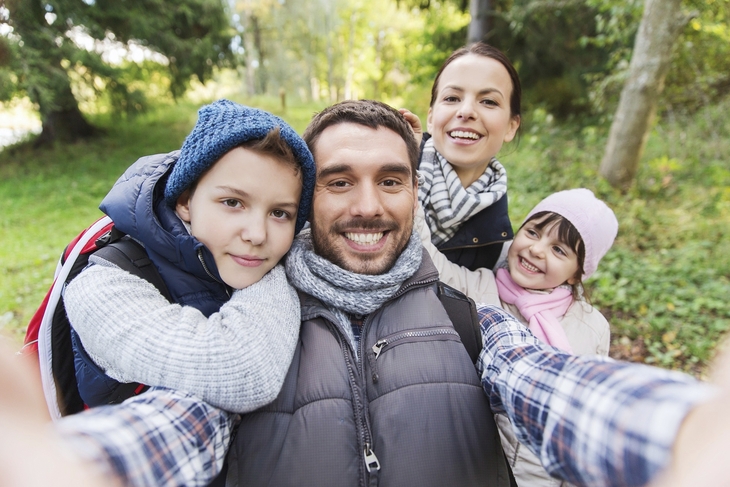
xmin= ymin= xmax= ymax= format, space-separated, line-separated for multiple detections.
xmin=599 ymin=0 xmax=691 ymax=189
xmin=467 ymin=0 xmax=492 ymax=44
xmin=1 ymin=0 xmax=234 ymax=145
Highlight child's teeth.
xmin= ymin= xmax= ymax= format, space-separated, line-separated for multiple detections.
xmin=521 ymin=258 xmax=539 ymax=272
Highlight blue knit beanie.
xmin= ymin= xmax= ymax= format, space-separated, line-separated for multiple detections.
xmin=164 ymin=99 xmax=315 ymax=234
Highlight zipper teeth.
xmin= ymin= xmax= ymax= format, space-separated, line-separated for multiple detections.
xmin=390 ymin=277 xmax=437 ymax=300
xmin=379 ymin=328 xmax=458 ymax=346
xmin=358 ymin=315 xmax=374 ymax=471
xmin=196 ymin=248 xmax=231 ymax=297
xmin=342 ymin=334 xmax=369 ymax=487
xmin=196 ymin=248 xmax=217 ymax=281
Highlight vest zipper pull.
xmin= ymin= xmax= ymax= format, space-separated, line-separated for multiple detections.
xmin=372 ymin=339 xmax=386 ymax=359
xmin=364 ymin=442 xmax=380 ymax=472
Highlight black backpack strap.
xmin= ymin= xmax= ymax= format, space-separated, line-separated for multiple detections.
xmin=436 ymin=281 xmax=481 ymax=363
xmin=436 ymin=281 xmax=519 ymax=487
xmin=93 ymin=236 xmax=172 ymax=302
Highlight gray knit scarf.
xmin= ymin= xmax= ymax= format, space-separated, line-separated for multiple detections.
xmin=285 ymin=228 xmax=423 ymax=356
xmin=418 ymin=137 xmax=507 ymax=245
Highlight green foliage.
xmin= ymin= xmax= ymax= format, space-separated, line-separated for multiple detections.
xmin=0 ymin=0 xmax=235 ymax=135
xmin=582 ymin=0 xmax=730 ymax=114
xmin=401 ymin=1 xmax=470 ymax=88
xmin=220 ymin=0 xmax=727 ymax=122
xmin=663 ymin=1 xmax=730 ymax=110
xmin=501 ymin=0 xmax=609 ymax=118
xmin=237 ymin=0 xmax=444 ymax=109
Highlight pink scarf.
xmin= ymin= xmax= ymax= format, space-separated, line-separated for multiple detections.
xmin=495 ymin=268 xmax=574 ymax=353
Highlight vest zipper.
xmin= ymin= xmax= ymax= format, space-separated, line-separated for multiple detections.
xmin=324 ymin=275 xmax=440 ymax=486
xmin=357 ymin=314 xmax=380 ymax=487
xmin=339 ymin=328 xmax=378 ymax=487
xmin=364 ymin=442 xmax=380 ymax=487
xmin=196 ymin=248 xmax=231 ymax=297
xmin=371 ymin=327 xmax=460 ymax=359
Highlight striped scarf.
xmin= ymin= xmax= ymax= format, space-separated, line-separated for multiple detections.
xmin=418 ymin=137 xmax=507 ymax=245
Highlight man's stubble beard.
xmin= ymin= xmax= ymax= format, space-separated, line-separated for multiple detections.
xmin=310 ymin=218 xmax=414 ymax=276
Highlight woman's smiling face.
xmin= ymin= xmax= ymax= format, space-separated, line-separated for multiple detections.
xmin=427 ymin=53 xmax=520 ymax=187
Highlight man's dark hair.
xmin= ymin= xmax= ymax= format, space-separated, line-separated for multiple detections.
xmin=302 ymin=100 xmax=420 ymax=181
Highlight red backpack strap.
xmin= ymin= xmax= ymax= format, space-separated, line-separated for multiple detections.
xmin=22 ymin=216 xmax=114 ymax=354
xmin=26 ymin=216 xmax=113 ymax=419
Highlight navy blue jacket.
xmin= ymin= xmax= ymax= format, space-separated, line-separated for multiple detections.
xmin=436 ymin=193 xmax=513 ymax=271
xmin=72 ymin=151 xmax=231 ymax=407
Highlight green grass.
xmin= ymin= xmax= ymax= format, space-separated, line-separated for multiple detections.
xmin=0 ymin=101 xmax=194 ymax=343
xmin=1 ymin=95 xmax=728 ymax=376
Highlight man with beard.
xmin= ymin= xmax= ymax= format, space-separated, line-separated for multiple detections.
xmin=53 ymin=100 xmax=720 ymax=487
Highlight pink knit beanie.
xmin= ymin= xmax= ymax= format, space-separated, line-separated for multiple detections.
xmin=524 ymin=188 xmax=618 ymax=280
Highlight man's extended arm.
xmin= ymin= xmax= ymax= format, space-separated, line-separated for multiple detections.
xmin=477 ymin=304 xmax=715 ymax=487
xmin=56 ymin=388 xmax=235 ymax=487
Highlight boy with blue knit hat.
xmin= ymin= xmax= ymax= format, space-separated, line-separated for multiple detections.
xmin=63 ymin=99 xmax=316 ymax=414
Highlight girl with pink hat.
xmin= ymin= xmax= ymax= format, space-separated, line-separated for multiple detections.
xmin=416 ymin=187 xmax=619 ymax=487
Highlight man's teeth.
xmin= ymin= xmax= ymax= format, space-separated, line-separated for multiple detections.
xmin=345 ymin=232 xmax=384 ymax=245
xmin=449 ymin=130 xmax=480 ymax=140
xmin=520 ymin=258 xmax=540 ymax=272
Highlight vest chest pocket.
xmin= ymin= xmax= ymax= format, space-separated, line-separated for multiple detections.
xmin=367 ymin=326 xmax=462 ymax=385
xmin=371 ymin=326 xmax=461 ymax=359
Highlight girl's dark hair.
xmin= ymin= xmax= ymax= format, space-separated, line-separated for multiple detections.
xmin=521 ymin=211 xmax=585 ymax=299
xmin=430 ymin=42 xmax=522 ymax=122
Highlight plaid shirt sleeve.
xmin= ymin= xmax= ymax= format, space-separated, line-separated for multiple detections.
xmin=476 ymin=304 xmax=716 ymax=487
xmin=55 ymin=387 xmax=235 ymax=487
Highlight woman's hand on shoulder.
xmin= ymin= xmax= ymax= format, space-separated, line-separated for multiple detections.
xmin=399 ymin=108 xmax=423 ymax=145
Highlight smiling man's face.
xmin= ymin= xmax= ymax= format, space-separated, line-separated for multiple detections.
xmin=309 ymin=122 xmax=417 ymax=275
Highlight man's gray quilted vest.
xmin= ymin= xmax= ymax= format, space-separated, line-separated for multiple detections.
xmin=226 ymin=259 xmax=510 ymax=487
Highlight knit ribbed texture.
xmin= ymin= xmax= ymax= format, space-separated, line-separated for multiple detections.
xmin=285 ymin=229 xmax=422 ymax=355
xmin=525 ymin=188 xmax=618 ymax=280
xmin=64 ymin=263 xmax=300 ymax=414
xmin=164 ymin=99 xmax=315 ymax=234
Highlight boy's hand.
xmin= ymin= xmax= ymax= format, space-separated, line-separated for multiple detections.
xmin=399 ymin=108 xmax=423 ymax=146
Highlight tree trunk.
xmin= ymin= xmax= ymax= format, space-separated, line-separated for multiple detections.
xmin=33 ymin=67 xmax=97 ymax=146
xmin=252 ymin=15 xmax=267 ymax=94
xmin=599 ymin=0 xmax=689 ymax=189
xmin=242 ymin=9 xmax=257 ymax=97
xmin=344 ymin=12 xmax=355 ymax=100
xmin=467 ymin=0 xmax=492 ymax=44
xmin=8 ymin=0 xmax=96 ymax=145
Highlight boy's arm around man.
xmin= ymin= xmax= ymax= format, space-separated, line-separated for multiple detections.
xmin=64 ymin=262 xmax=300 ymax=413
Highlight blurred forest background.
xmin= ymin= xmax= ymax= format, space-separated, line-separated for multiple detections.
xmin=0 ymin=0 xmax=728 ymax=375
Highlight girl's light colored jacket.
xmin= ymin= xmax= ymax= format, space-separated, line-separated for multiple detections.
xmin=415 ymin=206 xmax=610 ymax=487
